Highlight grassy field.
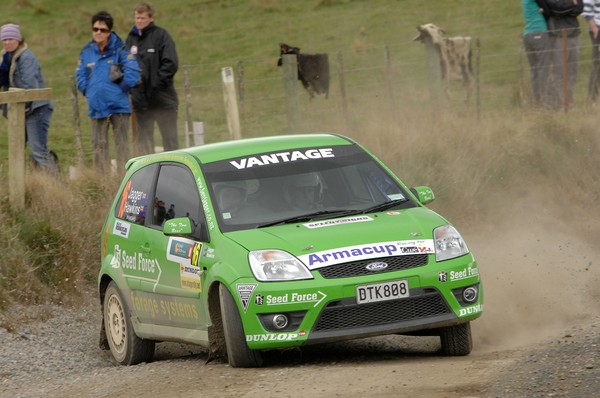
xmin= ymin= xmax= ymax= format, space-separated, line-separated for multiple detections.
xmin=0 ymin=0 xmax=599 ymax=312
xmin=1 ymin=0 xmax=534 ymax=168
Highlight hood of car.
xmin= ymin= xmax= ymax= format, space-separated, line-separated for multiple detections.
xmin=224 ymin=207 xmax=447 ymax=266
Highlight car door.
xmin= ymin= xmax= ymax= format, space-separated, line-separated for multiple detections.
xmin=137 ymin=162 xmax=211 ymax=330
xmin=110 ymin=163 xmax=158 ymax=293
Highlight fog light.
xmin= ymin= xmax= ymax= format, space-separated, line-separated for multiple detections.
xmin=272 ymin=314 xmax=289 ymax=329
xmin=463 ymin=286 xmax=478 ymax=303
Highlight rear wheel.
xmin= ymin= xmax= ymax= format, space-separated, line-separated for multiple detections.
xmin=439 ymin=322 xmax=472 ymax=356
xmin=219 ymin=284 xmax=263 ymax=368
xmin=103 ymin=281 xmax=155 ymax=365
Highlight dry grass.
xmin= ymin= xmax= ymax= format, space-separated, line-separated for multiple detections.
xmin=0 ymin=104 xmax=599 ymax=316
xmin=0 ymin=169 xmax=120 ymax=314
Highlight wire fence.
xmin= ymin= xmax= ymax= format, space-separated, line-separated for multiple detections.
xmin=35 ymin=29 xmax=597 ymax=166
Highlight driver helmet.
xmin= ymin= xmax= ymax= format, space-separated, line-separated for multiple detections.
xmin=283 ymin=172 xmax=323 ymax=209
xmin=214 ymin=181 xmax=248 ymax=213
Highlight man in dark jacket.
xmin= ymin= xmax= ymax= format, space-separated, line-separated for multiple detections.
xmin=126 ymin=2 xmax=179 ymax=155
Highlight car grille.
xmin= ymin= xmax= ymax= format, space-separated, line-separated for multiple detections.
xmin=317 ymin=254 xmax=428 ymax=279
xmin=313 ymin=291 xmax=449 ymax=332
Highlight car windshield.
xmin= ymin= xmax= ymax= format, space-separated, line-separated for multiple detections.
xmin=202 ymin=144 xmax=416 ymax=232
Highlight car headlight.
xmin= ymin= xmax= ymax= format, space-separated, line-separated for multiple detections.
xmin=249 ymin=250 xmax=314 ymax=281
xmin=434 ymin=225 xmax=469 ymax=261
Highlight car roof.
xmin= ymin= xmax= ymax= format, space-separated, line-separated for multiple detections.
xmin=126 ymin=133 xmax=356 ymax=168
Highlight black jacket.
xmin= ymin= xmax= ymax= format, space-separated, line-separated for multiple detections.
xmin=539 ymin=0 xmax=584 ymax=36
xmin=126 ymin=22 xmax=179 ymax=111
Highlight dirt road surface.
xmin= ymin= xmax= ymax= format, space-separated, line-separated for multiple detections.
xmin=1 ymin=204 xmax=598 ymax=398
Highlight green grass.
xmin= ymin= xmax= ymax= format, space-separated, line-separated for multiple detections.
xmin=0 ymin=0 xmax=535 ymax=169
xmin=1 ymin=0 xmax=599 ymax=310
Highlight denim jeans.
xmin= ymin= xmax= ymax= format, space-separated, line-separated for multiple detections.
xmin=26 ymin=104 xmax=57 ymax=172
xmin=588 ymin=31 xmax=600 ymax=102
xmin=90 ymin=113 xmax=131 ymax=174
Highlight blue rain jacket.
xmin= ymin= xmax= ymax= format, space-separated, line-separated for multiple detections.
xmin=76 ymin=32 xmax=140 ymax=119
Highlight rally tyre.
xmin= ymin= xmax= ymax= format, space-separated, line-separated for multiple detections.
xmin=439 ymin=322 xmax=472 ymax=356
xmin=219 ymin=284 xmax=263 ymax=368
xmin=103 ymin=281 xmax=155 ymax=365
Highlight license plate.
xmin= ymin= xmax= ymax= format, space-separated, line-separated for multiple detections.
xmin=356 ymin=279 xmax=409 ymax=304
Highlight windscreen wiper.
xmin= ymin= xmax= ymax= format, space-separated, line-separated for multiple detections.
xmin=360 ymin=199 xmax=409 ymax=214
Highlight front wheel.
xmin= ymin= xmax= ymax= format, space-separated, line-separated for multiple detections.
xmin=103 ymin=281 xmax=155 ymax=365
xmin=439 ymin=322 xmax=473 ymax=356
xmin=219 ymin=284 xmax=263 ymax=368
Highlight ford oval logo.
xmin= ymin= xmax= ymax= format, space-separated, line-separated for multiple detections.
xmin=366 ymin=262 xmax=389 ymax=272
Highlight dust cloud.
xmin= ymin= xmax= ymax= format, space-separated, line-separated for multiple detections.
xmin=468 ymin=197 xmax=600 ymax=352
xmin=349 ymin=105 xmax=600 ymax=353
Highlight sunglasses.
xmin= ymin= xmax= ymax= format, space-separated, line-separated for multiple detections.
xmin=92 ymin=27 xmax=110 ymax=33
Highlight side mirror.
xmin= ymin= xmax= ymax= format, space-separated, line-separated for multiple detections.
xmin=163 ymin=217 xmax=193 ymax=236
xmin=410 ymin=186 xmax=435 ymax=205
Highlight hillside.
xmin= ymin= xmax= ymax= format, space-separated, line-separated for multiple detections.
xmin=0 ymin=4 xmax=599 ymax=396
xmin=0 ymin=0 xmax=599 ymax=311
xmin=2 ymin=0 xmax=532 ymax=167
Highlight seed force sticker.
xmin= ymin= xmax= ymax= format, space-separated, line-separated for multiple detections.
xmin=110 ymin=244 xmax=163 ymax=292
xmin=254 ymin=291 xmax=327 ymax=308
xmin=298 ymin=240 xmax=435 ymax=270
xmin=303 ymin=215 xmax=373 ymax=229
xmin=229 ymin=148 xmax=334 ymax=169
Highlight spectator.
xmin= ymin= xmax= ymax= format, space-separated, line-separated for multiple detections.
xmin=522 ymin=0 xmax=552 ymax=107
xmin=154 ymin=198 xmax=166 ymax=224
xmin=166 ymin=203 xmax=175 ymax=220
xmin=0 ymin=23 xmax=58 ymax=173
xmin=76 ymin=11 xmax=140 ymax=173
xmin=126 ymin=2 xmax=179 ymax=155
xmin=583 ymin=0 xmax=600 ymax=103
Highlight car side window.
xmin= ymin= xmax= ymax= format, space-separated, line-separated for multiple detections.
xmin=153 ymin=164 xmax=202 ymax=229
xmin=115 ymin=165 xmax=156 ymax=225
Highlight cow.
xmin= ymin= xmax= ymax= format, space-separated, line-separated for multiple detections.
xmin=277 ymin=43 xmax=330 ymax=99
xmin=413 ymin=23 xmax=473 ymax=103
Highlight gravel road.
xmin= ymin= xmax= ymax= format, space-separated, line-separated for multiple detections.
xmin=2 ymin=211 xmax=598 ymax=397
xmin=1 ymin=296 xmax=597 ymax=398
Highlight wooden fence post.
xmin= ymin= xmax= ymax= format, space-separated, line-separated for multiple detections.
xmin=336 ymin=51 xmax=350 ymax=131
xmin=476 ymin=38 xmax=481 ymax=120
xmin=0 ymin=88 xmax=52 ymax=210
xmin=424 ymin=38 xmax=442 ymax=102
xmin=384 ymin=45 xmax=397 ymax=109
xmin=70 ymin=76 xmax=85 ymax=166
xmin=237 ymin=60 xmax=245 ymax=118
xmin=281 ymin=53 xmax=300 ymax=132
xmin=183 ymin=67 xmax=194 ymax=147
xmin=561 ymin=29 xmax=569 ymax=112
xmin=221 ymin=66 xmax=241 ymax=140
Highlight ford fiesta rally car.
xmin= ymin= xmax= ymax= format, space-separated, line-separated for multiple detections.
xmin=98 ymin=133 xmax=483 ymax=367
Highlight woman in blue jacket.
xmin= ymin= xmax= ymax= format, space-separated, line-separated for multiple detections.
xmin=1 ymin=23 xmax=58 ymax=172
xmin=76 ymin=11 xmax=140 ymax=174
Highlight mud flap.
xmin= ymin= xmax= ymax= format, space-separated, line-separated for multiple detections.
xmin=205 ymin=324 xmax=226 ymax=364
xmin=99 ymin=317 xmax=110 ymax=350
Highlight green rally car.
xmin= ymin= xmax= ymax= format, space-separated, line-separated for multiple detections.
xmin=98 ymin=133 xmax=483 ymax=367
